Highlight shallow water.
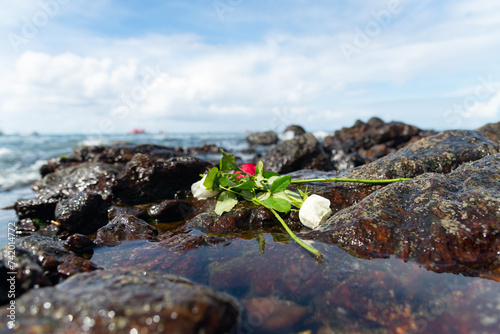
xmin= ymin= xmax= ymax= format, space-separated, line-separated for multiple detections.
xmin=90 ymin=232 xmax=500 ymax=333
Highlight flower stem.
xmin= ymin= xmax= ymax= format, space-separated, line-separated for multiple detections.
xmin=254 ymin=198 xmax=322 ymax=260
xmin=290 ymin=177 xmax=411 ymax=184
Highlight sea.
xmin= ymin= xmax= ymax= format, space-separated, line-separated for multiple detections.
xmin=0 ymin=132 xmax=257 ymax=248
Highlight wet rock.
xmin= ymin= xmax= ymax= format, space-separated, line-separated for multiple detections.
xmin=107 ymin=205 xmax=148 ymax=221
xmin=34 ymin=162 xmax=119 ymax=201
xmin=183 ymin=143 xmax=221 ymax=155
xmin=477 ymin=121 xmax=500 ymax=142
xmin=14 ymin=197 xmax=58 ymax=220
xmin=54 ymin=192 xmax=109 ymax=235
xmin=73 ymin=144 xmax=178 ymax=163
xmin=283 ymin=125 xmax=306 ymax=137
xmin=95 ymin=214 xmax=158 ymax=246
xmin=346 ymin=130 xmax=498 ymax=179
xmin=0 ymin=247 xmax=52 ymax=305
xmin=247 ymin=131 xmax=279 ymax=146
xmin=148 ymin=199 xmax=194 ymax=222
xmin=113 ymin=154 xmax=211 ymax=204
xmin=262 ymin=133 xmax=332 ymax=173
xmin=317 ymin=154 xmax=500 ymax=277
xmin=64 ymin=234 xmax=95 ymax=253
xmin=0 ymin=235 xmax=100 ymax=303
xmin=14 ymin=218 xmax=39 ymax=235
xmin=2 ymin=268 xmax=239 ymax=334
xmin=186 ymin=201 xmax=301 ymax=234
xmin=323 ymin=118 xmax=435 ymax=171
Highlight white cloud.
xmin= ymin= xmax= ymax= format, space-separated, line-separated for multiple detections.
xmin=1 ymin=0 xmax=500 ymax=133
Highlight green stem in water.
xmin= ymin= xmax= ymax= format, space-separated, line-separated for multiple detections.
xmin=290 ymin=177 xmax=411 ymax=184
xmin=254 ymin=198 xmax=322 ymax=260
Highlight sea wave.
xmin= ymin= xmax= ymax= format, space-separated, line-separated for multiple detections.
xmin=0 ymin=147 xmax=13 ymax=157
xmin=0 ymin=159 xmax=45 ymax=191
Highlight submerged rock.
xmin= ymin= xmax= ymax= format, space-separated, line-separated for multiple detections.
xmin=262 ymin=133 xmax=332 ymax=173
xmin=316 ymin=153 xmax=500 ymax=277
xmin=247 ymin=131 xmax=279 ymax=146
xmin=2 ymin=268 xmax=239 ymax=334
xmin=113 ymin=154 xmax=211 ymax=204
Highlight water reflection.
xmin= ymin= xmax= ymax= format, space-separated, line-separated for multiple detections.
xmin=90 ymin=232 xmax=500 ymax=333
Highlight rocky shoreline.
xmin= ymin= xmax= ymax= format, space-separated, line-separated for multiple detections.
xmin=2 ymin=118 xmax=500 ymax=333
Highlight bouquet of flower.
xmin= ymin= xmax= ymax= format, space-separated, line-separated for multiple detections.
xmin=191 ymin=150 xmax=409 ymax=259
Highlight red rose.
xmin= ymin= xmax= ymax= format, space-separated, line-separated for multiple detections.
xmin=235 ymin=163 xmax=257 ymax=179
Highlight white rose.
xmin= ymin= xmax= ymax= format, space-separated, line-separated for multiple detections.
xmin=299 ymin=194 xmax=332 ymax=229
xmin=191 ymin=175 xmax=220 ymax=200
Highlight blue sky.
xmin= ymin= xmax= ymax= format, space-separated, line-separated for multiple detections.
xmin=1 ymin=0 xmax=499 ymax=134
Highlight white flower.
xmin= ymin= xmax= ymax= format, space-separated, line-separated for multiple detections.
xmin=191 ymin=175 xmax=220 ymax=200
xmin=299 ymin=194 xmax=332 ymax=229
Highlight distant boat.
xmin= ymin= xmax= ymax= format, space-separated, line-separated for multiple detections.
xmin=128 ymin=128 xmax=146 ymax=135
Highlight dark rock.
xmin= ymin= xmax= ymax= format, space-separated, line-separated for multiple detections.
xmin=113 ymin=154 xmax=211 ymax=204
xmin=346 ymin=130 xmax=498 ymax=179
xmin=186 ymin=201 xmax=301 ymax=234
xmin=14 ymin=197 xmax=58 ymax=220
xmin=14 ymin=218 xmax=39 ymax=235
xmin=34 ymin=162 xmax=119 ymax=201
xmin=73 ymin=143 xmax=179 ymax=164
xmin=2 ymin=268 xmax=239 ymax=333
xmin=64 ymin=234 xmax=95 ymax=253
xmin=184 ymin=143 xmax=221 ymax=155
xmin=317 ymin=153 xmax=500 ymax=277
xmin=54 ymin=192 xmax=109 ymax=235
xmin=40 ymin=144 xmax=180 ymax=176
xmin=323 ymin=118 xmax=435 ymax=171
xmin=148 ymin=199 xmax=193 ymax=222
xmin=261 ymin=133 xmax=332 ymax=173
xmin=107 ymin=205 xmax=148 ymax=220
xmin=477 ymin=121 xmax=500 ymax=142
xmin=247 ymin=131 xmax=279 ymax=146
xmin=95 ymin=214 xmax=158 ymax=246
xmin=0 ymin=235 xmax=100 ymax=303
xmin=0 ymin=247 xmax=51 ymax=305
xmin=283 ymin=125 xmax=306 ymax=137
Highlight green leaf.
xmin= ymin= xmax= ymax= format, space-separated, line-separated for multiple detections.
xmin=262 ymin=196 xmax=291 ymax=213
xmin=270 ymin=175 xmax=292 ymax=193
xmin=263 ymin=171 xmax=280 ymax=178
xmin=214 ymin=191 xmax=239 ymax=215
xmin=255 ymin=161 xmax=264 ymax=176
xmin=240 ymin=190 xmax=255 ymax=201
xmin=233 ymin=180 xmax=255 ymax=190
xmin=219 ymin=149 xmax=241 ymax=172
xmin=203 ymin=167 xmax=219 ymax=190
xmin=274 ymin=190 xmax=303 ymax=209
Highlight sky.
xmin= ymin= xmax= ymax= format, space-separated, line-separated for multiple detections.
xmin=0 ymin=0 xmax=499 ymax=134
